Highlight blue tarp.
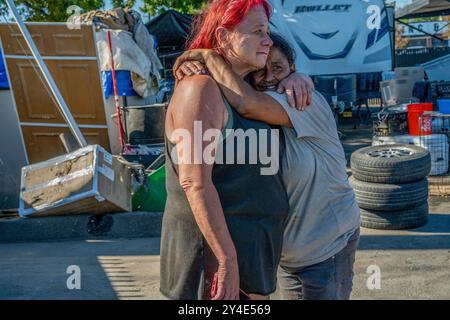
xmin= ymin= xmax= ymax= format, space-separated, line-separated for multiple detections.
xmin=0 ymin=50 xmax=9 ymax=89
xmin=101 ymin=70 xmax=137 ymax=98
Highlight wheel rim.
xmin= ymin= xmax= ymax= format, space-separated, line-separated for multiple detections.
xmin=367 ymin=147 xmax=413 ymax=158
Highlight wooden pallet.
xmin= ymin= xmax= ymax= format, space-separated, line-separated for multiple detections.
xmin=428 ymin=175 xmax=450 ymax=197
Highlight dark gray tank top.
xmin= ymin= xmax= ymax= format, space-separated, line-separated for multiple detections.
xmin=160 ymin=96 xmax=289 ymax=299
xmin=165 ymin=98 xmax=288 ymax=220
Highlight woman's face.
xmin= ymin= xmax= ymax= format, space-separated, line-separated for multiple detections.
xmin=251 ymin=47 xmax=293 ymax=91
xmin=221 ymin=6 xmax=273 ymax=74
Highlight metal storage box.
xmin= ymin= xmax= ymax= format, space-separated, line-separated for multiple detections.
xmin=19 ymin=145 xmax=131 ymax=217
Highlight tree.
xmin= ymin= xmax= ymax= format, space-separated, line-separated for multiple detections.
xmin=0 ymin=0 xmax=105 ymax=22
xmin=141 ymin=0 xmax=206 ymax=16
xmin=395 ymin=24 xmax=410 ymax=49
xmin=112 ymin=0 xmax=135 ymax=9
xmin=0 ymin=4 xmax=7 ymax=20
xmin=444 ymin=16 xmax=450 ymax=41
xmin=0 ymin=0 xmax=10 ymax=19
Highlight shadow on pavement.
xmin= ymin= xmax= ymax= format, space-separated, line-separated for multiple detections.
xmin=0 ymin=238 xmax=161 ymax=300
xmin=359 ymin=214 xmax=450 ymax=250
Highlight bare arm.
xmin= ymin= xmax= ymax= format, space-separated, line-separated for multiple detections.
xmin=167 ymin=75 xmax=239 ymax=300
xmin=174 ymin=50 xmax=292 ymax=127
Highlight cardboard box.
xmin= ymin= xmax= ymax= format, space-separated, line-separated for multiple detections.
xmin=19 ymin=145 xmax=131 ymax=218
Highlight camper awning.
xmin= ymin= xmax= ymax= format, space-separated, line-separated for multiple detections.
xmin=396 ymin=0 xmax=450 ymax=19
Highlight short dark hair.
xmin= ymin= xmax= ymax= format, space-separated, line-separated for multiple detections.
xmin=246 ymin=33 xmax=296 ymax=88
xmin=270 ymin=32 xmax=296 ymax=67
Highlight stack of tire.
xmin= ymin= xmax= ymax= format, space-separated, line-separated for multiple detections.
xmin=350 ymin=144 xmax=431 ymax=230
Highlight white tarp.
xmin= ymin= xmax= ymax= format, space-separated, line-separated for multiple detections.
xmin=96 ymin=29 xmax=159 ymax=97
xmin=269 ymin=0 xmax=393 ymax=75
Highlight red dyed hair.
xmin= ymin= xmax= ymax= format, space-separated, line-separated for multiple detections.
xmin=188 ymin=0 xmax=272 ymax=50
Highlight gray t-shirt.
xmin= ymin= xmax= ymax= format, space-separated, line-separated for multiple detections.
xmin=266 ymin=90 xmax=360 ymax=269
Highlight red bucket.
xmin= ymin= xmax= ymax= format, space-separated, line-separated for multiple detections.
xmin=407 ymin=103 xmax=433 ymax=135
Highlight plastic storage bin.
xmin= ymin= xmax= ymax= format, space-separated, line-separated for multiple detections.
xmin=437 ymin=99 xmax=450 ymax=114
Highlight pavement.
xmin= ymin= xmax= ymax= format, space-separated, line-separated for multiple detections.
xmin=0 ymin=121 xmax=449 ymax=300
xmin=0 ymin=211 xmax=163 ymax=243
xmin=352 ymin=196 xmax=450 ymax=300
xmin=0 ymin=237 xmax=162 ymax=300
xmin=0 ymin=196 xmax=449 ymax=300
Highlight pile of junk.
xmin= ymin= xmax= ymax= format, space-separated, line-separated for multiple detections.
xmin=371 ymin=66 xmax=450 ymax=196
xmin=347 ymin=66 xmax=450 ymax=230
xmin=75 ymin=8 xmax=169 ymax=214
xmin=5 ymin=6 xmax=170 ymax=218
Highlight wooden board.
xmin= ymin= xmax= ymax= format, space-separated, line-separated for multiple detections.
xmin=5 ymin=58 xmax=106 ymax=125
xmin=428 ymin=175 xmax=450 ymax=196
xmin=0 ymin=23 xmax=110 ymax=164
xmin=0 ymin=24 xmax=97 ymax=57
xmin=21 ymin=126 xmax=110 ymax=164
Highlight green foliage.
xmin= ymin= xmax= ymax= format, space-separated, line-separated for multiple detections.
xmin=141 ymin=0 xmax=206 ymax=16
xmin=0 ymin=0 xmax=9 ymax=19
xmin=111 ymin=0 xmax=135 ymax=9
xmin=0 ymin=0 xmax=105 ymax=22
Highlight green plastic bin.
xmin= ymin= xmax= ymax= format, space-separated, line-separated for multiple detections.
xmin=132 ymin=165 xmax=167 ymax=212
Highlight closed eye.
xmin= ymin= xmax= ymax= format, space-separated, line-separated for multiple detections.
xmin=255 ymin=29 xmax=270 ymax=35
xmin=272 ymin=66 xmax=282 ymax=73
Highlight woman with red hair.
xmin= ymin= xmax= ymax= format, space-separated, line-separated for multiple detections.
xmin=175 ymin=33 xmax=361 ymax=300
xmin=160 ymin=0 xmax=301 ymax=300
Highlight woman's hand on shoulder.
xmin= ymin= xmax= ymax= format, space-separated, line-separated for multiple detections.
xmin=173 ymin=49 xmax=218 ymax=82
xmin=277 ymin=72 xmax=314 ymax=111
xmin=175 ymin=60 xmax=208 ymax=82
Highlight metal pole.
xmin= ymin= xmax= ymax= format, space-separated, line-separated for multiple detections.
xmin=385 ymin=1 xmax=396 ymax=70
xmin=106 ymin=30 xmax=125 ymax=153
xmin=5 ymin=0 xmax=88 ymax=148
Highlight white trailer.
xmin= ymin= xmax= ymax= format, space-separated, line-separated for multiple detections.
xmin=269 ymin=0 xmax=394 ymax=75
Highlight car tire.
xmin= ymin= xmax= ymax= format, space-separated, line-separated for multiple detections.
xmin=360 ymin=203 xmax=429 ymax=230
xmin=350 ymin=177 xmax=428 ymax=211
xmin=351 ymin=144 xmax=431 ymax=183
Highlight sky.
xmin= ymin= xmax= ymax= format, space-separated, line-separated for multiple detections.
xmin=0 ymin=0 xmax=425 ymax=22
xmin=105 ymin=0 xmax=144 ymax=10
xmin=386 ymin=0 xmax=413 ymax=6
xmin=108 ymin=0 xmax=416 ymax=13
xmin=105 ymin=0 xmax=150 ymax=21
xmin=387 ymin=0 xmax=415 ymax=7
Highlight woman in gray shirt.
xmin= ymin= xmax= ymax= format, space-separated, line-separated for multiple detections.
xmin=175 ymin=33 xmax=361 ymax=300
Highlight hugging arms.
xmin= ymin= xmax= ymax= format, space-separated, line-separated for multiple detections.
xmin=173 ymin=49 xmax=314 ymax=127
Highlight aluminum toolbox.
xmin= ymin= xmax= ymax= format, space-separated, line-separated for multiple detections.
xmin=19 ymin=145 xmax=131 ymax=217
